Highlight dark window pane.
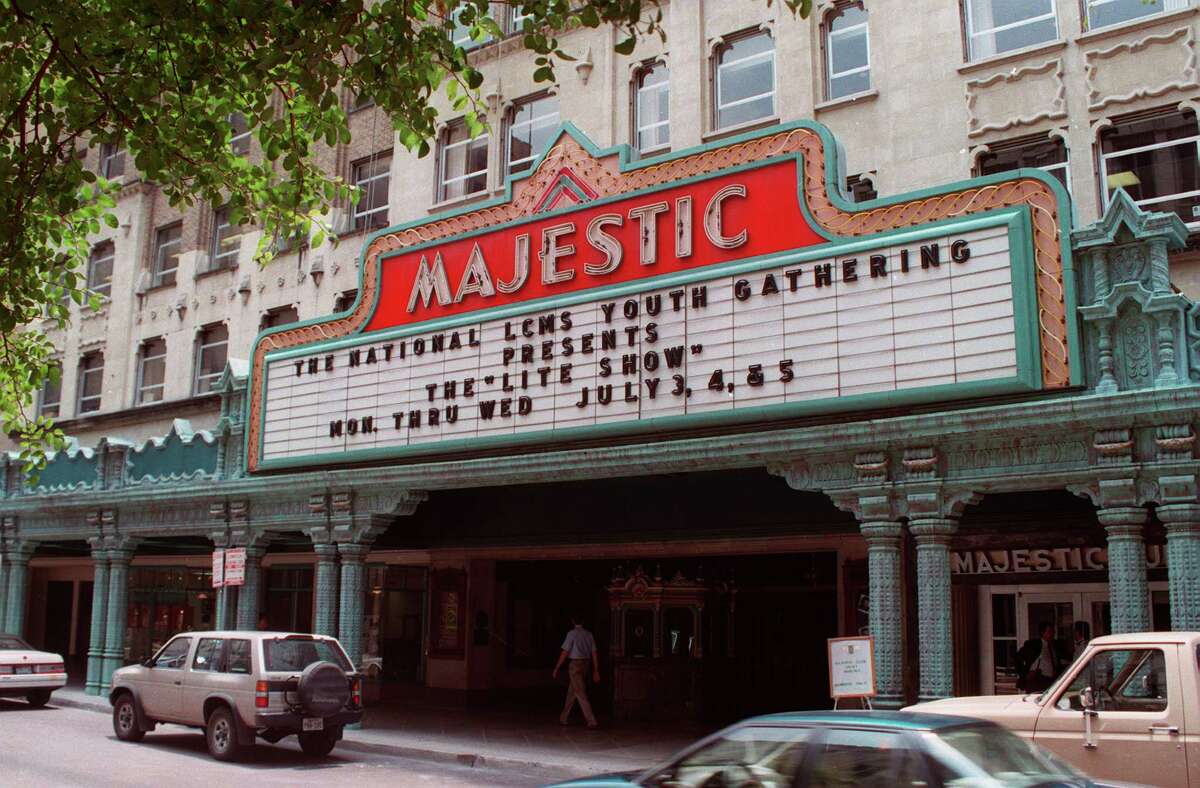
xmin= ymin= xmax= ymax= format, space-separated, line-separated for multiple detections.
xmin=153 ymin=224 xmax=182 ymax=288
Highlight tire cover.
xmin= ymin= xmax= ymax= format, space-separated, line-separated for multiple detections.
xmin=297 ymin=661 xmax=350 ymax=717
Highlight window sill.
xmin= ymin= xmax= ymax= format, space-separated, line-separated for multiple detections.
xmin=1076 ymin=6 xmax=1199 ymax=46
xmin=194 ymin=265 xmax=238 ymax=282
xmin=702 ymin=116 xmax=781 ymax=144
xmin=430 ymin=191 xmax=493 ymax=215
xmin=957 ymin=40 xmax=1068 ymax=76
xmin=51 ymin=391 xmax=221 ymax=433
xmin=140 ymin=281 xmax=177 ymax=296
xmin=815 ymin=89 xmax=879 ymax=113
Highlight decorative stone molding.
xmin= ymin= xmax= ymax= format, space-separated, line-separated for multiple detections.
xmin=1084 ymin=26 xmax=1199 ymax=111
xmin=1094 ymin=428 xmax=1135 ymax=465
xmin=901 ymin=447 xmax=939 ymax=480
xmin=1156 ymin=424 xmax=1196 ymax=462
xmin=965 ymin=59 xmax=1067 ymax=138
xmin=851 ymin=452 xmax=888 ymax=485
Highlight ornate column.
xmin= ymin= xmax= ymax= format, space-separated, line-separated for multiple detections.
xmin=1157 ymin=504 xmax=1200 ymax=630
xmin=337 ymin=543 xmax=369 ymax=669
xmin=313 ymin=542 xmax=340 ymax=637
xmin=84 ymin=545 xmax=111 ymax=695
xmin=4 ymin=541 xmax=36 ymax=637
xmin=1099 ymin=506 xmax=1151 ymax=633
xmin=908 ymin=518 xmax=957 ymax=702
xmin=100 ymin=546 xmax=135 ymax=690
xmin=0 ymin=540 xmax=9 ymax=632
xmin=861 ymin=520 xmax=904 ymax=707
xmin=235 ymin=545 xmax=266 ymax=630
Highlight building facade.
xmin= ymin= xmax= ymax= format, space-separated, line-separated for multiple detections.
xmin=3 ymin=0 xmax=1200 ymax=716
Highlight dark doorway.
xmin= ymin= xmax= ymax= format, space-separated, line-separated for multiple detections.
xmin=44 ymin=581 xmax=73 ymax=660
xmin=380 ymin=566 xmax=427 ymax=687
xmin=72 ymin=582 xmax=93 ymax=677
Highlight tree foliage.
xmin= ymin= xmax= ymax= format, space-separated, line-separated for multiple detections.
xmin=0 ymin=0 xmax=810 ymax=473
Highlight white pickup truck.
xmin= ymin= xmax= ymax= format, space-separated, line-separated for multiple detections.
xmin=908 ymin=632 xmax=1199 ymax=787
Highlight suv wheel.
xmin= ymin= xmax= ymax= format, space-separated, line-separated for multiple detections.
xmin=112 ymin=694 xmax=145 ymax=742
xmin=26 ymin=689 xmax=52 ymax=708
xmin=205 ymin=705 xmax=242 ymax=762
xmin=298 ymin=727 xmax=339 ymax=757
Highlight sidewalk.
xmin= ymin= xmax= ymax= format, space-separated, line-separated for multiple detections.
xmin=52 ymin=686 xmax=704 ymax=782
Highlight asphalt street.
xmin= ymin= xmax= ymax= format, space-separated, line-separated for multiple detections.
xmin=0 ymin=699 xmax=552 ymax=787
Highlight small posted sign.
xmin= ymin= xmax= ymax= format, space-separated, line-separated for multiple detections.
xmin=223 ymin=547 xmax=246 ymax=587
xmin=828 ymin=636 xmax=876 ymax=699
xmin=212 ymin=549 xmax=225 ymax=588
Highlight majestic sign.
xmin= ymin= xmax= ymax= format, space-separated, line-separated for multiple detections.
xmin=952 ymin=545 xmax=1166 ymax=575
xmin=248 ymin=123 xmax=1075 ymax=472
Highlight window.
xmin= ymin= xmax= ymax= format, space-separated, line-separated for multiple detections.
xmin=100 ymin=142 xmax=125 ymax=179
xmin=650 ymin=725 xmax=811 ymax=787
xmin=979 ymin=136 xmax=1069 ymax=191
xmin=263 ymin=636 xmax=353 ymax=672
xmin=335 ymin=289 xmax=358 ymax=312
xmin=1086 ymin=0 xmax=1190 ymax=31
xmin=714 ymin=31 xmax=776 ymax=130
xmin=209 ymin=206 xmax=242 ymax=272
xmin=135 ymin=337 xmax=167 ymax=405
xmin=152 ymin=223 xmax=182 ymax=288
xmin=634 ymin=62 xmax=670 ymax=155
xmin=509 ymin=6 xmax=534 ymax=34
xmin=825 ymin=4 xmax=870 ymax=100
xmin=807 ymin=728 xmax=930 ymax=787
xmin=846 ymin=174 xmax=877 ymax=203
xmin=38 ymin=363 xmax=61 ymax=418
xmin=352 ymin=154 xmax=391 ymax=231
xmin=965 ymin=0 xmax=1058 ymax=61
xmin=194 ymin=323 xmax=228 ymax=395
xmin=450 ymin=4 xmax=491 ymax=47
xmin=261 ymin=305 xmax=299 ymax=330
xmin=439 ymin=120 xmax=489 ymax=202
xmin=192 ymin=638 xmax=224 ymax=672
xmin=87 ymin=241 xmax=114 ymax=298
xmin=1100 ymin=111 xmax=1200 ymax=227
xmin=228 ymin=112 xmax=251 ymax=156
xmin=507 ymin=94 xmax=560 ymax=175
xmin=77 ymin=352 xmax=104 ymax=414
xmin=152 ymin=636 xmax=192 ymax=669
xmin=227 ymin=639 xmax=252 ymax=674
xmin=1056 ymin=648 xmax=1169 ymax=712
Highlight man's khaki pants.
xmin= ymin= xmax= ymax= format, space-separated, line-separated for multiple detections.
xmin=560 ymin=659 xmax=597 ymax=725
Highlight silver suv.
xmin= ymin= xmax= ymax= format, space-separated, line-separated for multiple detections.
xmin=108 ymin=631 xmax=363 ymax=760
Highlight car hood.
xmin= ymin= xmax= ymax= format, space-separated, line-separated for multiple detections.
xmin=904 ymin=694 xmax=1044 ymax=730
xmin=0 ymin=649 xmax=62 ymax=664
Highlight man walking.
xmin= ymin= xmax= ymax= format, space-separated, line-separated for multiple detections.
xmin=553 ymin=614 xmax=600 ymax=728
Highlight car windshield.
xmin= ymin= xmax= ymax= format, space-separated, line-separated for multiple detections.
xmin=928 ymin=724 xmax=1086 ymax=787
xmin=263 ymin=637 xmax=352 ymax=672
xmin=0 ymin=635 xmax=31 ymax=650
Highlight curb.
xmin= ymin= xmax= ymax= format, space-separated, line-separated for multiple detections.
xmin=49 ymin=692 xmax=593 ymax=781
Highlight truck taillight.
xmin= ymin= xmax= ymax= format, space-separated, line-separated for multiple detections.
xmin=351 ymin=677 xmax=362 ymax=708
xmin=255 ymin=680 xmax=269 ymax=708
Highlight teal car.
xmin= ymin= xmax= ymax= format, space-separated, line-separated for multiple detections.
xmin=547 ymin=710 xmax=1119 ymax=788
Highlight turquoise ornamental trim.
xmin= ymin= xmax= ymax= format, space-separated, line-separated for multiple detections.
xmin=126 ymin=419 xmax=219 ymax=485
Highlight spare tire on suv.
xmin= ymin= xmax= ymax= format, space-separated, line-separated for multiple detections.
xmin=297 ymin=660 xmax=350 ymax=717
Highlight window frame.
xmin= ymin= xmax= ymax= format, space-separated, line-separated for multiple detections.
xmin=1084 ymin=0 xmax=1189 ymax=32
xmin=963 ymin=0 xmax=1059 ymax=61
xmin=77 ymin=352 xmax=105 ymax=414
xmin=633 ymin=60 xmax=671 ymax=156
xmin=505 ymin=93 xmax=560 ymax=176
xmin=209 ymin=206 xmax=242 ymax=272
xmin=334 ymin=289 xmax=358 ymax=313
xmin=151 ymin=222 xmax=182 ymax=288
xmin=508 ymin=5 xmax=534 ymax=35
xmin=192 ymin=637 xmax=225 ymax=672
xmin=260 ymin=305 xmax=299 ymax=331
xmin=135 ymin=337 xmax=167 ymax=406
xmin=100 ymin=142 xmax=126 ymax=180
xmin=228 ymin=112 xmax=251 ymax=156
xmin=1098 ymin=110 xmax=1200 ymax=229
xmin=823 ymin=2 xmax=871 ymax=101
xmin=437 ymin=119 xmax=490 ymax=203
xmin=151 ymin=636 xmax=193 ymax=670
xmin=712 ymin=29 xmax=778 ymax=133
xmin=351 ymin=153 xmax=392 ymax=232
xmin=86 ymin=241 xmax=114 ymax=299
xmin=38 ymin=362 xmax=62 ymax=418
xmin=193 ymin=323 xmax=229 ymax=395
xmin=977 ymin=135 xmax=1071 ymax=194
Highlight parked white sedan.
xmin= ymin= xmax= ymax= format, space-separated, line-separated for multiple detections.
xmin=0 ymin=633 xmax=66 ymax=707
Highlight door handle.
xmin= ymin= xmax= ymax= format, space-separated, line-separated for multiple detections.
xmin=1148 ymin=725 xmax=1179 ymax=735
xmin=173 ymin=680 xmax=181 ymax=686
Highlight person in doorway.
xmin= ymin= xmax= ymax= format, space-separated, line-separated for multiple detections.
xmin=256 ymin=612 xmax=270 ymax=630
xmin=1017 ymin=622 xmax=1062 ymax=692
xmin=1072 ymin=620 xmax=1091 ymax=661
xmin=552 ymin=614 xmax=601 ymax=728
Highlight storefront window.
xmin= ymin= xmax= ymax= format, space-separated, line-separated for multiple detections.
xmin=124 ymin=566 xmax=215 ymax=664
xmin=991 ymin=593 xmax=1018 ymax=693
xmin=265 ymin=565 xmax=313 ymax=632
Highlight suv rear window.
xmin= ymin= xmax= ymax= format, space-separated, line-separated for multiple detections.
xmin=263 ymin=637 xmax=352 ymax=672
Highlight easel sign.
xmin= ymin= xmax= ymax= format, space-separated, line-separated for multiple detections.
xmin=828 ymin=636 xmax=876 ymax=709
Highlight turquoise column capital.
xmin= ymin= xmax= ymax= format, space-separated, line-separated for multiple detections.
xmin=1098 ymin=506 xmax=1150 ymax=634
xmin=909 ymin=517 xmax=958 ymax=702
xmin=1157 ymin=503 xmax=1200 ymax=631
xmin=860 ymin=520 xmax=904 ymax=708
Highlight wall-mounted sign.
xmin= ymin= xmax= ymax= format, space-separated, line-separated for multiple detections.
xmin=212 ymin=549 xmax=225 ymax=588
xmin=952 ymin=545 xmax=1166 ymax=575
xmin=828 ymin=636 xmax=876 ymax=699
xmin=223 ymin=547 xmax=246 ymax=587
xmin=248 ymin=123 xmax=1074 ymax=472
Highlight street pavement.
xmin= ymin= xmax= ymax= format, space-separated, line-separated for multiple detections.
xmin=0 ymin=699 xmax=556 ymax=787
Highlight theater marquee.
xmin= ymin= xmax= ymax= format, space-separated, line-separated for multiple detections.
xmin=247 ymin=122 xmax=1078 ymax=472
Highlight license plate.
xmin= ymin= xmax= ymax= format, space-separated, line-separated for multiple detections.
xmin=14 ymin=666 xmax=32 ymax=675
xmin=302 ymin=718 xmax=323 ymax=731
